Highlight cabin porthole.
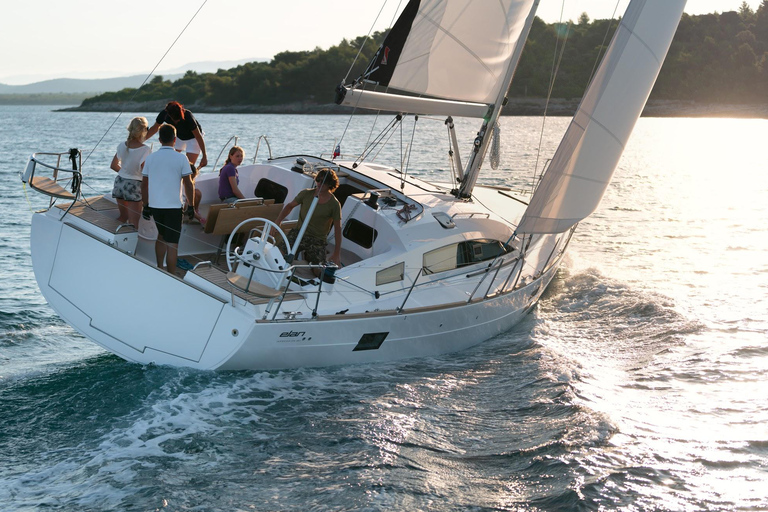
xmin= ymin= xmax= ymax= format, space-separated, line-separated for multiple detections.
xmin=232 ymin=329 xmax=239 ymax=337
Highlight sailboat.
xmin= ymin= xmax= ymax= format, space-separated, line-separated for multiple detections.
xmin=21 ymin=0 xmax=686 ymax=370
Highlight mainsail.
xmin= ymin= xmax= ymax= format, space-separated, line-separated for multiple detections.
xmin=516 ymin=0 xmax=687 ymax=235
xmin=341 ymin=0 xmax=538 ymax=114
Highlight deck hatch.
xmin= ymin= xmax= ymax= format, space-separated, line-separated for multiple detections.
xmin=353 ymin=332 xmax=389 ymax=351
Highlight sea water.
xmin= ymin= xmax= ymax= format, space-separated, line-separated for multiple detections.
xmin=0 ymin=106 xmax=766 ymax=511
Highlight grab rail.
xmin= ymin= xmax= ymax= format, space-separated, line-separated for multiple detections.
xmin=21 ymin=150 xmax=83 ymax=212
xmin=252 ymin=135 xmax=273 ymax=162
xmin=451 ymin=212 xmax=491 ymax=220
xmin=211 ymin=135 xmax=239 ymax=172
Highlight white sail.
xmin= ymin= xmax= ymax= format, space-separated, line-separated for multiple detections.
xmin=355 ymin=0 xmax=537 ymax=104
xmin=516 ymin=0 xmax=686 ymax=235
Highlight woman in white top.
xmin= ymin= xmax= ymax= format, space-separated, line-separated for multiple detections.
xmin=110 ymin=117 xmax=151 ymax=227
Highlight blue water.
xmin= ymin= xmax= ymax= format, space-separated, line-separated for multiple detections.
xmin=1 ymin=106 xmax=766 ymax=511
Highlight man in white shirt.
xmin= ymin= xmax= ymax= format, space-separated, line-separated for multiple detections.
xmin=141 ymin=124 xmax=195 ymax=274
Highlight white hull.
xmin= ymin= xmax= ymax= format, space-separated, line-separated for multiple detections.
xmin=29 ymin=158 xmax=567 ymax=370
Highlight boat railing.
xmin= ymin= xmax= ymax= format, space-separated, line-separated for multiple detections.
xmin=396 ymin=268 xmax=423 ymax=313
xmin=232 ymin=251 xmax=534 ymax=321
xmin=226 ymin=222 xmax=531 ymax=320
xmin=319 ymin=152 xmax=358 ymax=161
xmin=252 ymin=135 xmax=273 ymax=162
xmin=210 ymin=135 xmax=239 ymax=172
xmin=21 ymin=150 xmax=83 ymax=210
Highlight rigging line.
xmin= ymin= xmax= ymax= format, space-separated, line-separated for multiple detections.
xmin=402 ymin=115 xmax=418 ymax=191
xmin=80 ymin=0 xmax=209 ymax=169
xmin=343 ymin=0 xmax=391 ymax=83
xmin=447 ymin=123 xmax=457 ymax=184
xmin=359 ymin=81 xmax=394 ymax=156
xmin=363 ymin=110 xmax=382 ymax=156
xmin=371 ymin=116 xmax=402 ymax=162
xmin=531 ymin=1 xmax=570 ymax=197
xmin=350 ymin=0 xmax=402 ymax=150
xmin=356 ymin=118 xmax=389 ymax=166
xmin=358 ymin=115 xmax=399 ymax=165
xmin=337 ymin=80 xmax=367 ymax=153
xmin=586 ymin=0 xmax=622 ymax=88
xmin=399 ymin=116 xmax=404 ymax=179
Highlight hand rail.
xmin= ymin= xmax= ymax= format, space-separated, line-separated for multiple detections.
xmin=451 ymin=212 xmax=491 ymax=220
xmin=467 ymin=258 xmax=503 ymax=303
xmin=21 ymin=150 xmax=83 ymax=213
xmin=211 ymin=135 xmax=239 ymax=173
xmin=252 ymin=135 xmax=273 ymax=162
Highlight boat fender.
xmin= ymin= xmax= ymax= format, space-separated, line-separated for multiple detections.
xmin=21 ymin=156 xmax=35 ymax=183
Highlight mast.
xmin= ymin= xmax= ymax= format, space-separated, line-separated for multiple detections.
xmin=458 ymin=0 xmax=540 ymax=199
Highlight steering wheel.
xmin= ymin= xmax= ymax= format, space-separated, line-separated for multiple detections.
xmin=226 ymin=218 xmax=290 ymax=272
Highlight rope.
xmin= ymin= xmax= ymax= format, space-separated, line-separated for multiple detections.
xmin=586 ymin=0 xmax=622 ymax=88
xmin=80 ymin=0 xmax=209 ymax=169
xmin=355 ymin=115 xmax=401 ymax=165
xmin=336 ymin=81 xmax=367 ymax=155
xmin=371 ymin=117 xmax=402 ymax=162
xmin=342 ymin=0 xmax=391 ymax=83
xmin=531 ymin=1 xmax=570 ymax=196
xmin=338 ymin=0 xmax=402 ymax=160
xmin=401 ymin=115 xmax=418 ymax=191
xmin=530 ymin=1 xmax=622 ymax=197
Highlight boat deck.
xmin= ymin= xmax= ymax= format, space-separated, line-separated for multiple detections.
xmin=56 ymin=195 xmax=136 ymax=234
xmin=56 ymin=196 xmax=307 ymax=305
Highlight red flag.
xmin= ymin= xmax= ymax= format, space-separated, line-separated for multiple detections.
xmin=332 ymin=144 xmax=340 ymax=159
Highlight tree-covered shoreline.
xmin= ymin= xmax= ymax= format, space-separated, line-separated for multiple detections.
xmin=71 ymin=4 xmax=768 ymax=115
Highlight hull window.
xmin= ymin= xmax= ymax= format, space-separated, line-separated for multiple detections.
xmin=424 ymin=239 xmax=512 ymax=274
xmin=376 ymin=262 xmax=405 ymax=285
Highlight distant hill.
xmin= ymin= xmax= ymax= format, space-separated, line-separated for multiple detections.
xmin=0 ymin=75 xmax=182 ymax=95
xmin=0 ymin=58 xmax=265 ymax=95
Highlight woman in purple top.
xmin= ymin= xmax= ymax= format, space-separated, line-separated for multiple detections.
xmin=218 ymin=146 xmax=246 ymax=203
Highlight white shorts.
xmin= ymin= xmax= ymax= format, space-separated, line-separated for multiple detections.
xmin=175 ymin=137 xmax=201 ymax=155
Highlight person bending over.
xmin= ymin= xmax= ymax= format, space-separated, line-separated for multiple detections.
xmin=146 ymin=101 xmax=208 ymax=169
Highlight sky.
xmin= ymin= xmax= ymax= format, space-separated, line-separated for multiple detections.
xmin=0 ymin=0 xmax=762 ymax=85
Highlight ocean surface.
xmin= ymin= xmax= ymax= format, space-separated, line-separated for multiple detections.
xmin=1 ymin=105 xmax=766 ymax=511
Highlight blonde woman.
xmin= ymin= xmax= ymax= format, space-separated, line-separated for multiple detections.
xmin=111 ymin=117 xmax=151 ymax=227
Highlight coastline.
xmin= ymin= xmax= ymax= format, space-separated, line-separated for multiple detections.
xmin=57 ymin=98 xmax=768 ymax=118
